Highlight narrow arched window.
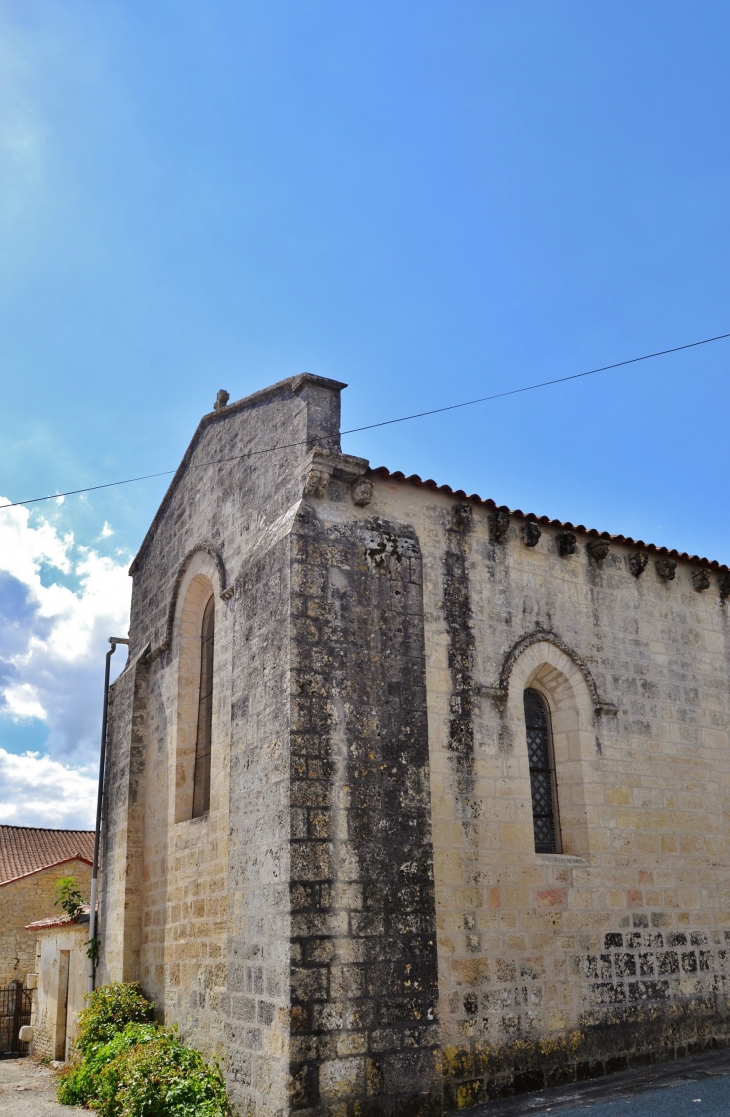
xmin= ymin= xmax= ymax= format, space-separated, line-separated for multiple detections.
xmin=192 ymin=595 xmax=214 ymax=818
xmin=524 ymin=688 xmax=561 ymax=854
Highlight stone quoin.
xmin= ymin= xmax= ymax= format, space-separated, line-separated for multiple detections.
xmin=98 ymin=374 xmax=730 ymax=1116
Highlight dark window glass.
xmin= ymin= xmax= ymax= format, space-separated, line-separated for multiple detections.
xmin=192 ymin=596 xmax=214 ymax=818
xmin=524 ymin=688 xmax=561 ymax=854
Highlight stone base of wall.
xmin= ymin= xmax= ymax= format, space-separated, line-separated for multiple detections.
xmin=442 ymin=996 xmax=730 ymax=1110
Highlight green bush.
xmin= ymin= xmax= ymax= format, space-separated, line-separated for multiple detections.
xmin=57 ymin=982 xmax=228 ymax=1116
xmin=75 ymin=982 xmax=154 ymax=1054
xmin=97 ymin=1030 xmax=228 ymax=1117
xmin=57 ymin=1022 xmax=161 ymax=1107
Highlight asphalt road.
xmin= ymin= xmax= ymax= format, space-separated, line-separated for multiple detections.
xmin=465 ymin=1048 xmax=730 ymax=1117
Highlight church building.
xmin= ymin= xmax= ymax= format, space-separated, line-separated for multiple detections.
xmin=98 ymin=373 xmax=730 ymax=1116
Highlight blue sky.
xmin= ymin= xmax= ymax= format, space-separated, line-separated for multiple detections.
xmin=1 ymin=0 xmax=729 ymax=826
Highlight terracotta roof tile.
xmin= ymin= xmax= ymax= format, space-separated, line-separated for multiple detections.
xmin=26 ymin=906 xmax=90 ymax=932
xmin=370 ymin=467 xmax=729 ymax=573
xmin=0 ymin=825 xmax=94 ymax=887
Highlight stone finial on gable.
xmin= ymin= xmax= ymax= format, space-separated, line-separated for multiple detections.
xmin=213 ymin=389 xmax=230 ymax=411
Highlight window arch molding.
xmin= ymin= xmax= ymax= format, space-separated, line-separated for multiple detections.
xmin=148 ymin=543 xmax=227 ymax=662
xmin=504 ymin=639 xmax=598 ymax=858
xmin=172 ymin=549 xmax=223 ymax=824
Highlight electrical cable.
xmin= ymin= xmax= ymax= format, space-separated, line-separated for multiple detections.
xmin=2 ymin=329 xmax=729 ymax=512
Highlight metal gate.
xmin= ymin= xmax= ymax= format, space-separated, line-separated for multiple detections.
xmin=0 ymin=981 xmax=32 ymax=1058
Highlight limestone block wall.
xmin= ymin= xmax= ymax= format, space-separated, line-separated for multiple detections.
xmin=136 ymin=543 xmax=233 ymax=1057
xmin=100 ymin=376 xmax=347 ymax=1117
xmin=0 ymin=861 xmax=91 ymax=987
xmin=98 ymin=370 xmax=730 ymax=1115
xmin=223 ymin=532 xmax=291 ymax=1115
xmin=287 ymin=503 xmax=441 ymax=1116
xmin=347 ymin=473 xmax=730 ymax=1107
xmin=99 ymin=649 xmax=149 ymax=986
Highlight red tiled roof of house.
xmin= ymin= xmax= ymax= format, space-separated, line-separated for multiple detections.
xmin=26 ymin=905 xmax=90 ymax=931
xmin=0 ymin=825 xmax=94 ymax=888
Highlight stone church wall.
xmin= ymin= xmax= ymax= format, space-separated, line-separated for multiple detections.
xmin=340 ymin=472 xmax=730 ymax=1107
xmin=98 ymin=372 xmax=730 ymax=1115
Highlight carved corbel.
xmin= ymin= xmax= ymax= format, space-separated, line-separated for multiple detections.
xmin=628 ymin=552 xmax=649 ymax=577
xmin=304 ymin=462 xmax=333 ymax=497
xmin=556 ymin=531 xmax=577 ymax=557
xmin=523 ymin=522 xmax=541 ymax=548
xmin=692 ymin=569 xmax=711 ymax=592
xmin=453 ymin=502 xmax=473 ymax=530
xmin=489 ymin=509 xmax=510 ymax=542
xmin=587 ymin=540 xmax=610 ymax=563
xmin=351 ymin=478 xmax=374 ymax=506
xmin=303 ymin=448 xmax=371 ymax=502
xmin=656 ymin=557 xmax=677 ymax=581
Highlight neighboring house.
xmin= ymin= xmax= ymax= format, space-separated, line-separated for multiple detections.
xmin=25 ymin=909 xmax=90 ymax=1061
xmin=0 ymin=826 xmax=94 ymax=987
xmin=98 ymin=374 xmax=730 ymax=1116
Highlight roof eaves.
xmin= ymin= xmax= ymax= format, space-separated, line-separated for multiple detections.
xmin=370 ymin=466 xmax=729 ymax=573
xmin=26 ymin=906 xmax=90 ymax=932
xmin=0 ymin=855 xmax=93 ymax=890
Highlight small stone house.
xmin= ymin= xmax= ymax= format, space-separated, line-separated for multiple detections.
xmin=98 ymin=374 xmax=730 ymax=1116
xmin=25 ymin=910 xmax=90 ymax=1062
xmin=0 ymin=826 xmax=93 ymax=987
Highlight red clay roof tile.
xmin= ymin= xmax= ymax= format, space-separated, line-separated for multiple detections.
xmin=370 ymin=467 xmax=729 ymax=573
xmin=0 ymin=825 xmax=94 ymax=888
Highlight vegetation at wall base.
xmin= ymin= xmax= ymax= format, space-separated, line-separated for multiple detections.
xmin=57 ymin=982 xmax=228 ymax=1117
xmin=74 ymin=982 xmax=154 ymax=1053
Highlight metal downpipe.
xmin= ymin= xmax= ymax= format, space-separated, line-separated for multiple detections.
xmin=87 ymin=636 xmax=128 ymax=996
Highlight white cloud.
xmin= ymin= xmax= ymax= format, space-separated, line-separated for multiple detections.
xmin=100 ymin=521 xmax=114 ymax=538
xmin=3 ymin=683 xmax=46 ymax=721
xmin=0 ymin=749 xmax=97 ymax=829
xmin=0 ymin=499 xmax=132 ymax=773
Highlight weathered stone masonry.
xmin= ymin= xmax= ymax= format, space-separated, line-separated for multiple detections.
xmin=99 ymin=373 xmax=730 ymax=1115
xmin=289 ymin=507 xmax=440 ymax=1115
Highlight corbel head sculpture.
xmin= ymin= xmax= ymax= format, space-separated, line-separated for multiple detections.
xmin=556 ymin=531 xmax=577 ymax=557
xmin=656 ymin=557 xmax=677 ymax=581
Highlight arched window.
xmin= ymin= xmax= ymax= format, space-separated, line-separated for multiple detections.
xmin=192 ymin=595 xmax=214 ymax=818
xmin=524 ymin=688 xmax=561 ymax=854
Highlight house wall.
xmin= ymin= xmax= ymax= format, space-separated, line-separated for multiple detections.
xmin=31 ymin=925 xmax=88 ymax=1061
xmin=0 ymin=860 xmax=91 ymax=987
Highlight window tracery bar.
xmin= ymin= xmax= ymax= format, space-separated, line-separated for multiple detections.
xmin=524 ymin=687 xmax=561 ymax=854
xmin=192 ymin=595 xmax=214 ymax=818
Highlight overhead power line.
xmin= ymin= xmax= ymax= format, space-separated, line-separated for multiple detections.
xmin=2 ymin=329 xmax=729 ymax=512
